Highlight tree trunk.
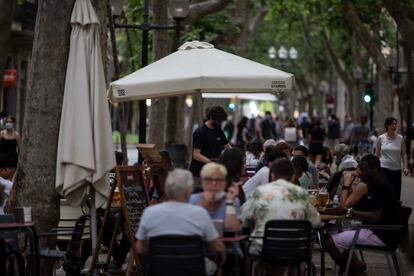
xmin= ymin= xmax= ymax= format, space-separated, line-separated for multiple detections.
xmin=0 ymin=1 xmax=16 ymax=99
xmin=147 ymin=0 xmax=169 ymax=149
xmin=6 ymin=0 xmax=75 ymax=274
xmin=341 ymin=2 xmax=392 ymax=129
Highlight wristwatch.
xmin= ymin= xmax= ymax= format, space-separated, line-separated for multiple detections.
xmin=346 ymin=207 xmax=353 ymax=217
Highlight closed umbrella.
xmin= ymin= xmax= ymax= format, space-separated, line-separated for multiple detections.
xmin=56 ymin=0 xmax=115 ymax=247
xmin=108 ymin=41 xmax=294 ymax=102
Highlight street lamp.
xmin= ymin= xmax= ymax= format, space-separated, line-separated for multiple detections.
xmin=112 ymin=0 xmax=190 ymax=163
xmin=168 ymin=0 xmax=190 ymax=49
xmin=289 ymin=47 xmax=298 ymax=61
xmin=268 ymin=46 xmax=276 ymax=67
xmin=278 ymin=46 xmax=288 ymax=68
xmin=110 ymin=0 xmax=124 ymax=17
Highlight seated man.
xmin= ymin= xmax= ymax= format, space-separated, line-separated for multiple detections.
xmin=243 ymin=147 xmax=287 ymax=198
xmin=325 ymin=154 xmax=399 ymax=275
xmin=242 ymin=158 xmax=321 ymax=275
xmin=136 ymin=169 xmax=225 ymax=275
xmin=0 ymin=156 xmax=15 ymax=214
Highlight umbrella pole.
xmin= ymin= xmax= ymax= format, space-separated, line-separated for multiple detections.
xmin=89 ymin=186 xmax=97 ymax=251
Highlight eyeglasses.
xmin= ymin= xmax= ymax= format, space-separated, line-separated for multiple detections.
xmin=202 ymin=177 xmax=225 ymax=183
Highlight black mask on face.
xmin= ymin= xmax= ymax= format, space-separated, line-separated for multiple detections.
xmin=212 ymin=121 xmax=222 ymax=129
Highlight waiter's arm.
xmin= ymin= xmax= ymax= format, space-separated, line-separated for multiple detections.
xmin=223 ymin=143 xmax=231 ymax=149
xmin=193 ymin=148 xmax=212 ymax=163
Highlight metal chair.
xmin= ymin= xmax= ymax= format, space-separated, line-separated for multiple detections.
xmin=255 ymin=220 xmax=314 ymax=276
xmin=344 ymin=205 xmax=412 ymax=276
xmin=148 ymin=235 xmax=206 ymax=276
xmin=0 ymin=214 xmax=25 ymax=276
xmin=38 ymin=214 xmax=89 ymax=276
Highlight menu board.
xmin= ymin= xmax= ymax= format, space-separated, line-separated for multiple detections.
xmin=116 ymin=166 xmax=148 ymax=234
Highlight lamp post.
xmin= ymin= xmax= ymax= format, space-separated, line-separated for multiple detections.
xmin=278 ymin=46 xmax=288 ymax=68
xmin=112 ymin=0 xmax=189 ymax=163
xmin=289 ymin=47 xmax=298 ymax=63
xmin=268 ymin=46 xmax=276 ymax=67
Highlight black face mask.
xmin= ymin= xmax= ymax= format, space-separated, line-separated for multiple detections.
xmin=212 ymin=121 xmax=222 ymax=129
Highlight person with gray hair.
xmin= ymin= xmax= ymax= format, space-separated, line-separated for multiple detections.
xmin=190 ymin=162 xmax=241 ymax=232
xmin=334 ymin=144 xmax=357 ymax=172
xmin=136 ymin=169 xmax=226 ymax=274
xmin=164 ymin=168 xmax=194 ymax=200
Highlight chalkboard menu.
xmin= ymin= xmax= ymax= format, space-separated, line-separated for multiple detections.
xmin=116 ymin=166 xmax=148 ymax=234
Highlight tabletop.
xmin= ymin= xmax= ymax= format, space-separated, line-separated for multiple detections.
xmin=220 ymin=235 xmax=248 ymax=242
xmin=320 ymin=214 xmax=344 ymax=222
xmin=0 ymin=222 xmax=34 ymax=229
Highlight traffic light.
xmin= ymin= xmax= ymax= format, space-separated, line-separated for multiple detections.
xmin=228 ymin=97 xmax=236 ymax=110
xmin=363 ymin=88 xmax=374 ymax=104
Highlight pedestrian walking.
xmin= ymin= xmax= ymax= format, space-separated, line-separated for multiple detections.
xmin=260 ymin=111 xmax=276 ymax=140
xmin=235 ymin=116 xmax=250 ymax=150
xmin=327 ymin=115 xmax=341 ymax=156
xmin=0 ymin=116 xmax=21 ymax=168
xmin=309 ymin=118 xmax=325 ymax=165
xmin=375 ymin=117 xmax=409 ymax=199
xmin=349 ymin=115 xmax=370 ymax=155
xmin=283 ymin=118 xmax=300 ymax=148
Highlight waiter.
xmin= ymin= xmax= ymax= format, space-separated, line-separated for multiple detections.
xmin=189 ymin=106 xmax=231 ymax=187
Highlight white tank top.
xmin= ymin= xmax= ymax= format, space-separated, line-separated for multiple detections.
xmin=284 ymin=127 xmax=297 ymax=142
xmin=379 ymin=133 xmax=402 ymax=170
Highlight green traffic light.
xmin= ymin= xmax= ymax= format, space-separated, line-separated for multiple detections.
xmin=228 ymin=103 xmax=236 ymax=109
xmin=364 ymin=95 xmax=371 ymax=103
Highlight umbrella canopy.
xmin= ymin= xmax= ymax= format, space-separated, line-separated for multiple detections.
xmin=56 ymin=0 xmax=115 ymax=207
xmin=108 ymin=41 xmax=294 ymax=102
xmin=202 ymin=93 xmax=278 ymax=101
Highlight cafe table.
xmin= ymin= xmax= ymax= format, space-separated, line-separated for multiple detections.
xmin=316 ymin=214 xmax=345 ymax=276
xmin=220 ymin=235 xmax=248 ymax=276
xmin=0 ymin=222 xmax=39 ymax=276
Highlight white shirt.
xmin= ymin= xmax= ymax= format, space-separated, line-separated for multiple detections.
xmin=378 ymin=134 xmax=403 ymax=170
xmin=284 ymin=127 xmax=297 ymax=142
xmin=0 ymin=176 xmax=13 ymax=214
xmin=242 ymin=166 xmax=269 ymax=198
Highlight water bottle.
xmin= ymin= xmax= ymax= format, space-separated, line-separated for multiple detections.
xmin=332 ymin=195 xmax=339 ymax=207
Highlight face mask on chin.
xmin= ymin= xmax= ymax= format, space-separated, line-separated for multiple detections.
xmin=212 ymin=121 xmax=222 ymax=129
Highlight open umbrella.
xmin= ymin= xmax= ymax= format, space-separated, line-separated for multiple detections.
xmin=56 ymin=0 xmax=115 ymax=247
xmin=202 ymin=93 xmax=278 ymax=101
xmin=108 ymin=41 xmax=294 ymax=102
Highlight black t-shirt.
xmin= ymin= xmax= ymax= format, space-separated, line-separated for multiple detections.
xmin=310 ymin=127 xmax=325 ymax=143
xmin=189 ymin=124 xmax=228 ymax=177
xmin=354 ymin=176 xmax=399 ymax=246
xmin=261 ymin=118 xmax=275 ymax=139
xmin=328 ymin=121 xmax=340 ymax=139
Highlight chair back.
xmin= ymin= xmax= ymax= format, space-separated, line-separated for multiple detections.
xmin=398 ymin=205 xmax=412 ymax=250
xmin=63 ymin=215 xmax=88 ymax=275
xmin=149 ymin=235 xmax=205 ymax=276
xmin=0 ymin=214 xmax=18 ymax=251
xmin=261 ymin=220 xmax=313 ymax=265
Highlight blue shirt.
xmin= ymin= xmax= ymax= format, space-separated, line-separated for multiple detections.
xmin=189 ymin=193 xmax=241 ymax=220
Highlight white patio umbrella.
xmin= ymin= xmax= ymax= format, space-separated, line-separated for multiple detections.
xmin=108 ymin=41 xmax=294 ymax=101
xmin=202 ymin=93 xmax=278 ymax=101
xmin=56 ymin=0 xmax=115 ymax=248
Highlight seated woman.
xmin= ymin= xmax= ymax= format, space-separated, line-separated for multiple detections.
xmin=245 ymin=139 xmax=263 ymax=175
xmin=219 ymin=148 xmax=246 ymax=204
xmin=292 ymin=156 xmax=315 ymax=189
xmin=189 ymin=162 xmax=241 ymax=232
